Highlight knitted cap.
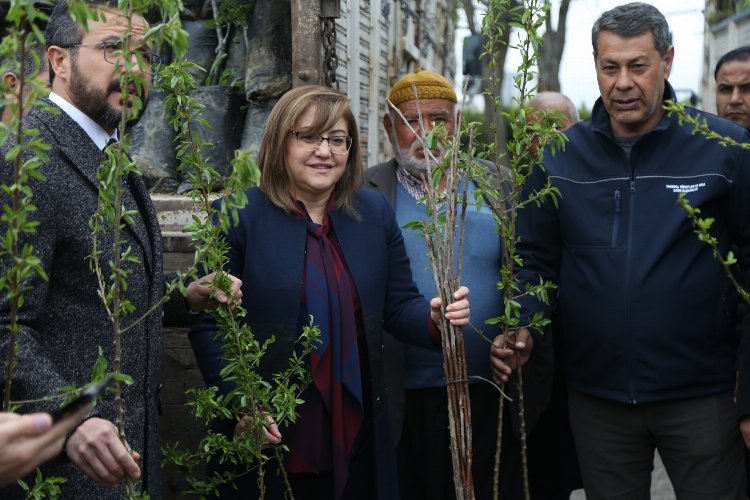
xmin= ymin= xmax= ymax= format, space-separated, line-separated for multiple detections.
xmin=388 ymin=68 xmax=457 ymax=106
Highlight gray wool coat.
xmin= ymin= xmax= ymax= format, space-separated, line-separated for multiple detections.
xmin=0 ymin=98 xmax=189 ymax=499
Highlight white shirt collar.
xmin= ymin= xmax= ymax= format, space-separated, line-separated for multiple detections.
xmin=48 ymin=91 xmax=117 ymax=150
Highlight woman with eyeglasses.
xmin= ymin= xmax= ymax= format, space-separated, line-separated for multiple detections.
xmin=189 ymin=85 xmax=470 ymax=500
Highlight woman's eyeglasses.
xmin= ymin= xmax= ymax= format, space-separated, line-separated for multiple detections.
xmin=291 ymin=131 xmax=353 ymax=155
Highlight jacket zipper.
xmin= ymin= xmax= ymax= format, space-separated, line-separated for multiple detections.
xmin=626 ymin=178 xmax=636 ymax=403
xmin=611 ymin=189 xmax=621 ymax=247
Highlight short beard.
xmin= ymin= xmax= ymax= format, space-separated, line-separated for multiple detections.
xmin=393 ymin=139 xmax=443 ymax=181
xmin=68 ymin=55 xmax=147 ymax=130
xmin=68 ymin=72 xmax=122 ymax=130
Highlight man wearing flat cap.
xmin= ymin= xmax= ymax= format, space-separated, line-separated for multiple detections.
xmin=366 ymin=69 xmax=551 ymax=499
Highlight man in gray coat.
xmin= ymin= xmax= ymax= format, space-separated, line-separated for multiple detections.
xmin=0 ymin=1 xmax=240 ymax=498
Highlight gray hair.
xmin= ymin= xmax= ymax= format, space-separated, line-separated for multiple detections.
xmin=592 ymin=2 xmax=671 ymax=58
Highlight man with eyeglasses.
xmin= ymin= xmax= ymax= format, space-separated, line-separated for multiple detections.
xmin=365 ymin=69 xmax=551 ymax=500
xmin=0 ymin=1 xmax=241 ymax=498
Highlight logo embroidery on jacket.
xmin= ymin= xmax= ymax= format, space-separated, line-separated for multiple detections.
xmin=665 ymin=182 xmax=705 ymax=193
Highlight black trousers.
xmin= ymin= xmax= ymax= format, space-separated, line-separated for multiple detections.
xmin=396 ymin=382 xmax=506 ymax=500
xmin=525 ymin=376 xmax=582 ymax=499
xmin=569 ymin=389 xmax=745 ymax=500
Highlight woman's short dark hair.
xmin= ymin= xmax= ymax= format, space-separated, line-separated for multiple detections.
xmin=257 ymin=85 xmax=363 ymax=216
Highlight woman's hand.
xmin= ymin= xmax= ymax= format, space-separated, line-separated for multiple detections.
xmin=430 ymin=286 xmax=470 ymax=327
xmin=234 ymin=412 xmax=282 ymax=446
xmin=186 ymin=272 xmax=243 ymax=312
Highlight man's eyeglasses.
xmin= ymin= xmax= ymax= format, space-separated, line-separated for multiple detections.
xmin=63 ymin=41 xmax=161 ymax=76
xmin=291 ymin=131 xmax=353 ymax=155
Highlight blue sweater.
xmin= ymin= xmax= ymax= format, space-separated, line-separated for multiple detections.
xmin=395 ymin=180 xmax=501 ymax=389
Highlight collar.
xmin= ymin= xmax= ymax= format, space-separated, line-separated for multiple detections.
xmin=396 ymin=163 xmax=428 ymax=200
xmin=590 ymin=81 xmax=676 ymax=139
xmin=48 ymin=91 xmax=118 ymax=150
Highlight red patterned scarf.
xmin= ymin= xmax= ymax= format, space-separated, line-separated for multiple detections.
xmin=286 ymin=198 xmax=364 ymax=499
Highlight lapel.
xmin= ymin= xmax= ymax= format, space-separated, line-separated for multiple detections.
xmin=366 ymin=159 xmax=398 ymax=206
xmin=125 ymin=171 xmax=157 ymax=276
xmin=37 ymin=100 xmax=155 ymax=276
xmin=329 ymin=200 xmax=369 ymax=308
xmin=244 ymin=193 xmax=307 ymax=322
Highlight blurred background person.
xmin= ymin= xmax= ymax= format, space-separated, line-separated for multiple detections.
xmin=715 ymin=45 xmax=750 ymax=500
xmin=0 ymin=43 xmax=49 ymax=124
xmin=715 ymin=46 xmax=750 ymax=131
xmin=528 ymin=91 xmax=580 ymax=155
xmin=524 ymin=90 xmax=583 ymax=500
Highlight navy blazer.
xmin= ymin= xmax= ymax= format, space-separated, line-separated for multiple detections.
xmin=190 ymin=187 xmax=435 ymax=500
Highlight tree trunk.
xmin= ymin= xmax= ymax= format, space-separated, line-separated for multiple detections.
xmin=483 ymin=49 xmax=508 ymax=164
xmin=460 ymin=0 xmax=511 ymax=163
xmin=462 ymin=0 xmax=478 ymax=35
xmin=538 ymin=0 xmax=571 ymax=92
xmin=482 ymin=4 xmax=513 ymax=165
